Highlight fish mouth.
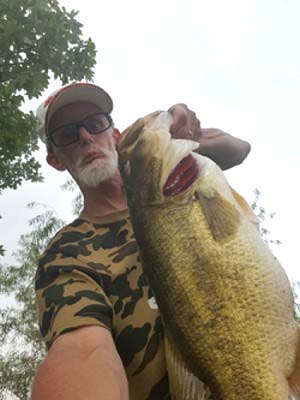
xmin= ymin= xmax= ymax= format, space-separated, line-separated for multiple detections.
xmin=163 ymin=154 xmax=199 ymax=197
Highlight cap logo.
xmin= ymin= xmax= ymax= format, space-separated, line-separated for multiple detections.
xmin=44 ymin=95 xmax=54 ymax=108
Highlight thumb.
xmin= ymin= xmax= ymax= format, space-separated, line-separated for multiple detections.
xmin=168 ymin=104 xmax=189 ymax=136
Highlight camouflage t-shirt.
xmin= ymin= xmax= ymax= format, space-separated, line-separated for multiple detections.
xmin=35 ymin=209 xmax=170 ymax=400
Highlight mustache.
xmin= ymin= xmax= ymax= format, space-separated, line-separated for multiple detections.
xmin=76 ymin=147 xmax=116 ymax=169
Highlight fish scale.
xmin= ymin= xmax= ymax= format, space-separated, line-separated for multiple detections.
xmin=117 ymin=111 xmax=300 ymax=399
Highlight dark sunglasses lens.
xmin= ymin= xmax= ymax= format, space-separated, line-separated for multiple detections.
xmin=84 ymin=115 xmax=110 ymax=133
xmin=52 ymin=125 xmax=77 ymax=146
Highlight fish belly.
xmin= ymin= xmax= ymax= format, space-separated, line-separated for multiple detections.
xmin=131 ymin=199 xmax=298 ymax=400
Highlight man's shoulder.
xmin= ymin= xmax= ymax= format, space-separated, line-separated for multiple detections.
xmin=46 ymin=212 xmax=131 ymax=248
xmin=45 ymin=217 xmax=92 ymax=249
xmin=38 ymin=212 xmax=134 ymax=267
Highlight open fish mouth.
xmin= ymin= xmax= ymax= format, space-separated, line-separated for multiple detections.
xmin=163 ymin=154 xmax=200 ymax=197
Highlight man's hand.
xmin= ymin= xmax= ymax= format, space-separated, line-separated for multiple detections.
xmin=169 ymin=103 xmax=202 ymax=141
xmin=168 ymin=103 xmax=251 ymax=170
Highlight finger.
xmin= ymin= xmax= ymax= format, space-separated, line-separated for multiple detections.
xmin=168 ymin=103 xmax=188 ymax=114
xmin=169 ymin=105 xmax=189 ymax=136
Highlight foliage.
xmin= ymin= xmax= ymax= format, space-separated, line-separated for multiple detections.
xmin=60 ymin=177 xmax=83 ymax=216
xmin=292 ymin=281 xmax=300 ymax=322
xmin=0 ymin=204 xmax=65 ymax=400
xmin=0 ymin=0 xmax=96 ymax=192
xmin=251 ymin=189 xmax=300 ymax=320
xmin=0 ymin=215 xmax=4 ymax=256
xmin=251 ymin=188 xmax=282 ymax=248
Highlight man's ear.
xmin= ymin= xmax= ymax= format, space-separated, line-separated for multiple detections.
xmin=46 ymin=152 xmax=67 ymax=171
xmin=112 ymin=128 xmax=121 ymax=144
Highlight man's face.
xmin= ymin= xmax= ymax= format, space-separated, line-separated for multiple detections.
xmin=47 ymin=102 xmax=119 ymax=188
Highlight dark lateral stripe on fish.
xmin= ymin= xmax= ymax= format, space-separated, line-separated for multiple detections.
xmin=163 ymin=154 xmax=199 ymax=197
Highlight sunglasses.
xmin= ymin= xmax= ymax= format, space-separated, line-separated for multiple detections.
xmin=48 ymin=113 xmax=113 ymax=147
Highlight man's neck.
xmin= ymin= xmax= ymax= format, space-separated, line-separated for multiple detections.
xmin=80 ymin=174 xmax=128 ymax=219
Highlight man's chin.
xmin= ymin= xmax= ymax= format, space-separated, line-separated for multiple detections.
xmin=76 ymin=162 xmax=118 ymax=188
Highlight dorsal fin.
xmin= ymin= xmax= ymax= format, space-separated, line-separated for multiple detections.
xmin=230 ymin=186 xmax=259 ymax=226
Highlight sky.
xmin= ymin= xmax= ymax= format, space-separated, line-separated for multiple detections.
xmin=0 ymin=0 xmax=299 ymax=283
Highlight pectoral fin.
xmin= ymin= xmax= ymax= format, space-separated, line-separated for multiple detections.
xmin=195 ymin=190 xmax=241 ymax=242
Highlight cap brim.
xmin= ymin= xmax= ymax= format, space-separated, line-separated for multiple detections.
xmin=45 ymin=83 xmax=113 ymax=134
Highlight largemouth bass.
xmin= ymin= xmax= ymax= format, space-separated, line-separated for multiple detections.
xmin=117 ymin=111 xmax=300 ymax=400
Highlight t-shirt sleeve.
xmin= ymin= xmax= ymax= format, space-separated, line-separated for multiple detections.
xmin=35 ymin=249 xmax=114 ymax=349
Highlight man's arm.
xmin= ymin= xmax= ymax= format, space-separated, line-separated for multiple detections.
xmin=31 ymin=326 xmax=128 ymax=400
xmin=196 ymin=127 xmax=251 ymax=170
xmin=169 ymin=103 xmax=251 ymax=170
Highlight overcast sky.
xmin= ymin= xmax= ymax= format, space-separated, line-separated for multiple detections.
xmin=0 ymin=0 xmax=299 ymax=283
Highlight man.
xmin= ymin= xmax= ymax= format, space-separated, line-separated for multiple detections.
xmin=31 ymin=82 xmax=251 ymax=399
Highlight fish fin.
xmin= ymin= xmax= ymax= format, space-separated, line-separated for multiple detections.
xmin=288 ymin=328 xmax=300 ymax=399
xmin=195 ymin=190 xmax=241 ymax=242
xmin=230 ymin=186 xmax=260 ymax=226
xmin=164 ymin=333 xmax=210 ymax=400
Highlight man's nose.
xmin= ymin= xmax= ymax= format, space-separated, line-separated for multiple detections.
xmin=78 ymin=126 xmax=94 ymax=144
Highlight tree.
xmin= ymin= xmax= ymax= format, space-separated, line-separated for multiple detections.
xmin=0 ymin=178 xmax=82 ymax=399
xmin=251 ymin=189 xmax=300 ymax=320
xmin=0 ymin=204 xmax=65 ymax=400
xmin=0 ymin=0 xmax=96 ymax=193
xmin=61 ymin=177 xmax=83 ymax=216
xmin=250 ymin=188 xmax=282 ymax=249
xmin=0 ymin=0 xmax=96 ymax=255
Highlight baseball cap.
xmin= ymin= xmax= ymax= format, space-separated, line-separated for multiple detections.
xmin=36 ymin=82 xmax=113 ymax=143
